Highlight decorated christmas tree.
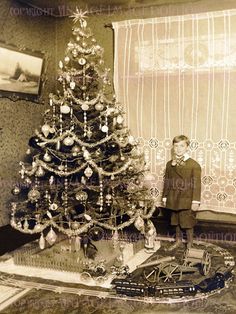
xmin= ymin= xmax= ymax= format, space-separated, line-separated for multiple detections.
xmin=10 ymin=9 xmax=156 ymax=250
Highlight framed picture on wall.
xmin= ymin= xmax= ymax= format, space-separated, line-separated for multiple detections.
xmin=0 ymin=42 xmax=45 ymax=102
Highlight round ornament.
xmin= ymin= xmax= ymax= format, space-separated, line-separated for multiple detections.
xmin=43 ymin=152 xmax=52 ymax=162
xmin=63 ymin=137 xmax=74 ymax=146
xmin=71 ymin=221 xmax=80 ymax=230
xmin=24 ymin=177 xmax=32 ymax=186
xmin=95 ymin=103 xmax=104 ymax=111
xmin=88 ymin=226 xmax=104 ymax=241
xmin=78 ymin=57 xmax=86 ymax=65
xmin=39 ymin=233 xmax=45 ymax=250
xmin=106 ymin=194 xmax=112 ymax=200
xmin=58 ymin=164 xmax=65 ymax=171
xmin=64 ymin=56 xmax=70 ymax=63
xmin=83 ymin=149 xmax=90 ymax=160
xmin=70 ymin=81 xmax=76 ymax=89
xmin=50 ymin=127 xmax=55 ymax=134
xmin=116 ymin=115 xmax=124 ymax=124
xmin=75 ymin=191 xmax=88 ymax=201
xmin=12 ymin=186 xmax=20 ymax=195
xmin=72 ymin=145 xmax=80 ymax=156
xmin=106 ymin=141 xmax=119 ymax=154
xmin=72 ymin=49 xmax=78 ymax=57
xmin=101 ymin=125 xmax=108 ymax=133
xmin=28 ymin=189 xmax=41 ymax=202
xmin=28 ymin=136 xmax=40 ymax=149
xmin=60 ymin=105 xmax=70 ymax=114
xmin=49 ymin=203 xmax=58 ymax=211
xmin=81 ymin=103 xmax=89 ymax=111
xmin=84 ymin=166 xmax=93 ymax=178
xmin=26 ymin=148 xmax=31 ymax=155
xmin=36 ymin=166 xmax=45 ymax=177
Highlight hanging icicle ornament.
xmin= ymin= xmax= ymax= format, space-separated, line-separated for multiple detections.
xmin=56 ymin=141 xmax=61 ymax=150
xmin=87 ymin=126 xmax=93 ymax=139
xmin=83 ymin=111 xmax=87 ymax=137
xmin=39 ymin=233 xmax=45 ymax=249
xmin=99 ymin=176 xmax=104 ymax=212
xmin=23 ymin=219 xmax=29 ymax=230
xmin=45 ymin=227 xmax=57 ymax=246
xmin=84 ymin=213 xmax=92 ymax=221
xmin=49 ymin=175 xmax=54 ymax=185
xmin=112 ymin=229 xmax=119 ymax=247
xmin=83 ymin=149 xmax=90 ymax=160
xmin=59 ymin=60 xmax=63 ymax=69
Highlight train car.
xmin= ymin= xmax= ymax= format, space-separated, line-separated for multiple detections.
xmin=154 ymin=281 xmax=197 ymax=298
xmin=110 ymin=278 xmax=147 ymax=297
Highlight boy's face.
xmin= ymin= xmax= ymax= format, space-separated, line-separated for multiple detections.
xmin=173 ymin=140 xmax=188 ymax=157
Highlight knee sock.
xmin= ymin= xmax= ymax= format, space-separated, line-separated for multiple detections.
xmin=176 ymin=225 xmax=182 ymax=241
xmin=186 ymin=228 xmax=193 ymax=245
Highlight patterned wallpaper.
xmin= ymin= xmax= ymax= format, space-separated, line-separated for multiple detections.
xmin=0 ymin=0 xmax=56 ymax=226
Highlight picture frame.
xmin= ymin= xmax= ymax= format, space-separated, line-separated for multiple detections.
xmin=0 ymin=42 xmax=46 ymax=102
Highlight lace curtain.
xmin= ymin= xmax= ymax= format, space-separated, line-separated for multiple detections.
xmin=112 ymin=9 xmax=236 ymax=214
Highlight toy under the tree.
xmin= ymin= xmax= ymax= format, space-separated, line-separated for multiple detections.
xmin=10 ymin=9 xmax=156 ymax=248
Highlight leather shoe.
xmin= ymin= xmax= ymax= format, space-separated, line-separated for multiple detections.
xmin=165 ymin=240 xmax=182 ymax=252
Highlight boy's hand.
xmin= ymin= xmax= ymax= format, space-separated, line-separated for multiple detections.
xmin=191 ymin=203 xmax=200 ymax=211
xmin=162 ymin=198 xmax=167 ymax=207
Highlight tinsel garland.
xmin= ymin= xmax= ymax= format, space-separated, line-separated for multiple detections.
xmin=10 ymin=204 xmax=156 ymax=236
xmin=23 ymin=158 xmax=132 ymax=177
xmin=35 ymin=129 xmax=130 ymax=149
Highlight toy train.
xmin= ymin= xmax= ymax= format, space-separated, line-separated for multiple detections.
xmin=111 ymin=267 xmax=234 ymax=298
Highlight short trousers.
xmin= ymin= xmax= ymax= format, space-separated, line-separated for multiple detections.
xmin=171 ymin=209 xmax=196 ymax=229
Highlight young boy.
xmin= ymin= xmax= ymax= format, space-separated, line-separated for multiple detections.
xmin=162 ymin=135 xmax=201 ymax=250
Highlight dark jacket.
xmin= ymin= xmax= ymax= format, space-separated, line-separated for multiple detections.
xmin=163 ymin=158 xmax=201 ymax=211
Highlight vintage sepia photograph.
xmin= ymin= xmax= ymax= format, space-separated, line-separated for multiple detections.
xmin=0 ymin=43 xmax=44 ymax=100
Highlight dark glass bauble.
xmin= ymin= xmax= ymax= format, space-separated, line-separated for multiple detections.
xmin=106 ymin=141 xmax=120 ymax=154
xmin=28 ymin=136 xmax=40 ymax=149
xmin=122 ymin=143 xmax=133 ymax=153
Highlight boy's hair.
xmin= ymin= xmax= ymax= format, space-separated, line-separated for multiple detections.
xmin=172 ymin=135 xmax=190 ymax=146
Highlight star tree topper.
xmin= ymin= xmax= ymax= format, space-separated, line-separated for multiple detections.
xmin=70 ymin=7 xmax=88 ymax=27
